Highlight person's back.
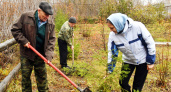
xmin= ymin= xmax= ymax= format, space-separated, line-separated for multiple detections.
xmin=58 ymin=21 xmax=73 ymax=43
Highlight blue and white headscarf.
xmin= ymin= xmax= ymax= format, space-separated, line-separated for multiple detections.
xmin=107 ymin=13 xmax=128 ymax=33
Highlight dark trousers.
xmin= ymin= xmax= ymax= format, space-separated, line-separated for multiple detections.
xmin=21 ymin=56 xmax=48 ymax=92
xmin=58 ymin=38 xmax=68 ymax=67
xmin=119 ymin=63 xmax=148 ymax=92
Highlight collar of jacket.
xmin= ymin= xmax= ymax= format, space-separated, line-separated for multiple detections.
xmin=119 ymin=18 xmax=133 ymax=35
xmin=27 ymin=10 xmax=53 ymax=25
xmin=127 ymin=18 xmax=133 ymax=28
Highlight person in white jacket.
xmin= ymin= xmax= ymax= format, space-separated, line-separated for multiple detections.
xmin=107 ymin=13 xmax=156 ymax=92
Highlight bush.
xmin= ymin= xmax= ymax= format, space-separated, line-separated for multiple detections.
xmin=128 ymin=2 xmax=166 ymax=24
xmin=116 ymin=0 xmax=133 ymax=15
xmin=67 ymin=42 xmax=80 ymax=60
xmin=55 ymin=9 xmax=68 ymax=33
xmin=99 ymin=0 xmax=166 ymax=24
xmin=99 ymin=0 xmax=117 ymax=18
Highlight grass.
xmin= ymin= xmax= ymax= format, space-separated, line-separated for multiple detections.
xmin=3 ymin=23 xmax=171 ymax=92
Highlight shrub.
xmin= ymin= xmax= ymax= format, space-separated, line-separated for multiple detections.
xmin=99 ymin=0 xmax=117 ymax=18
xmin=128 ymin=2 xmax=166 ymax=24
xmin=99 ymin=0 xmax=166 ymax=24
xmin=54 ymin=9 xmax=68 ymax=33
xmin=67 ymin=42 xmax=80 ymax=60
xmin=115 ymin=0 xmax=133 ymax=15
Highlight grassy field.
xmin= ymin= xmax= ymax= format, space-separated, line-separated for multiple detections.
xmin=3 ymin=23 xmax=171 ymax=92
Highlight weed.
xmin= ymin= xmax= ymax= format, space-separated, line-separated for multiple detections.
xmin=62 ymin=61 xmax=90 ymax=77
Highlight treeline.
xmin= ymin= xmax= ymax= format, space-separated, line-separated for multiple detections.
xmin=0 ymin=0 xmax=168 ymax=42
xmin=57 ymin=0 xmax=167 ymax=24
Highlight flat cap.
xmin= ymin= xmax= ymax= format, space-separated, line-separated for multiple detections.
xmin=39 ymin=1 xmax=53 ymax=15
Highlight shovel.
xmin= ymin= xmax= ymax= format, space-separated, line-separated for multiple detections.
xmin=28 ymin=44 xmax=91 ymax=92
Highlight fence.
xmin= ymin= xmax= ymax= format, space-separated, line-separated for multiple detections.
xmin=0 ymin=38 xmax=18 ymax=92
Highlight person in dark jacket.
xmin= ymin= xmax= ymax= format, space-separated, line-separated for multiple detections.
xmin=58 ymin=17 xmax=76 ymax=68
xmin=11 ymin=2 xmax=56 ymax=92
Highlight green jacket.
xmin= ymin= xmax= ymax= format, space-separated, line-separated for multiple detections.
xmin=58 ymin=21 xmax=73 ymax=46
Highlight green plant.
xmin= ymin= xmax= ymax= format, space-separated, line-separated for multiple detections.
xmin=99 ymin=0 xmax=166 ymax=25
xmin=54 ymin=9 xmax=68 ymax=33
xmin=72 ymin=62 xmax=90 ymax=77
xmin=154 ymin=2 xmax=166 ymax=22
xmin=98 ymin=74 xmax=118 ymax=92
xmin=116 ymin=0 xmax=133 ymax=15
xmin=99 ymin=0 xmax=117 ymax=18
xmin=67 ymin=42 xmax=80 ymax=60
xmin=61 ymin=60 xmax=91 ymax=77
xmin=128 ymin=2 xmax=166 ymax=24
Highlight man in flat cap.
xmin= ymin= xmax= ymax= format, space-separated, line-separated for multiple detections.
xmin=58 ymin=17 xmax=76 ymax=69
xmin=11 ymin=1 xmax=55 ymax=91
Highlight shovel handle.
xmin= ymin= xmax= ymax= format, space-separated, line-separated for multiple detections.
xmin=28 ymin=44 xmax=81 ymax=89
xmin=72 ymin=36 xmax=74 ymax=65
xmin=28 ymin=44 xmax=47 ymax=63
